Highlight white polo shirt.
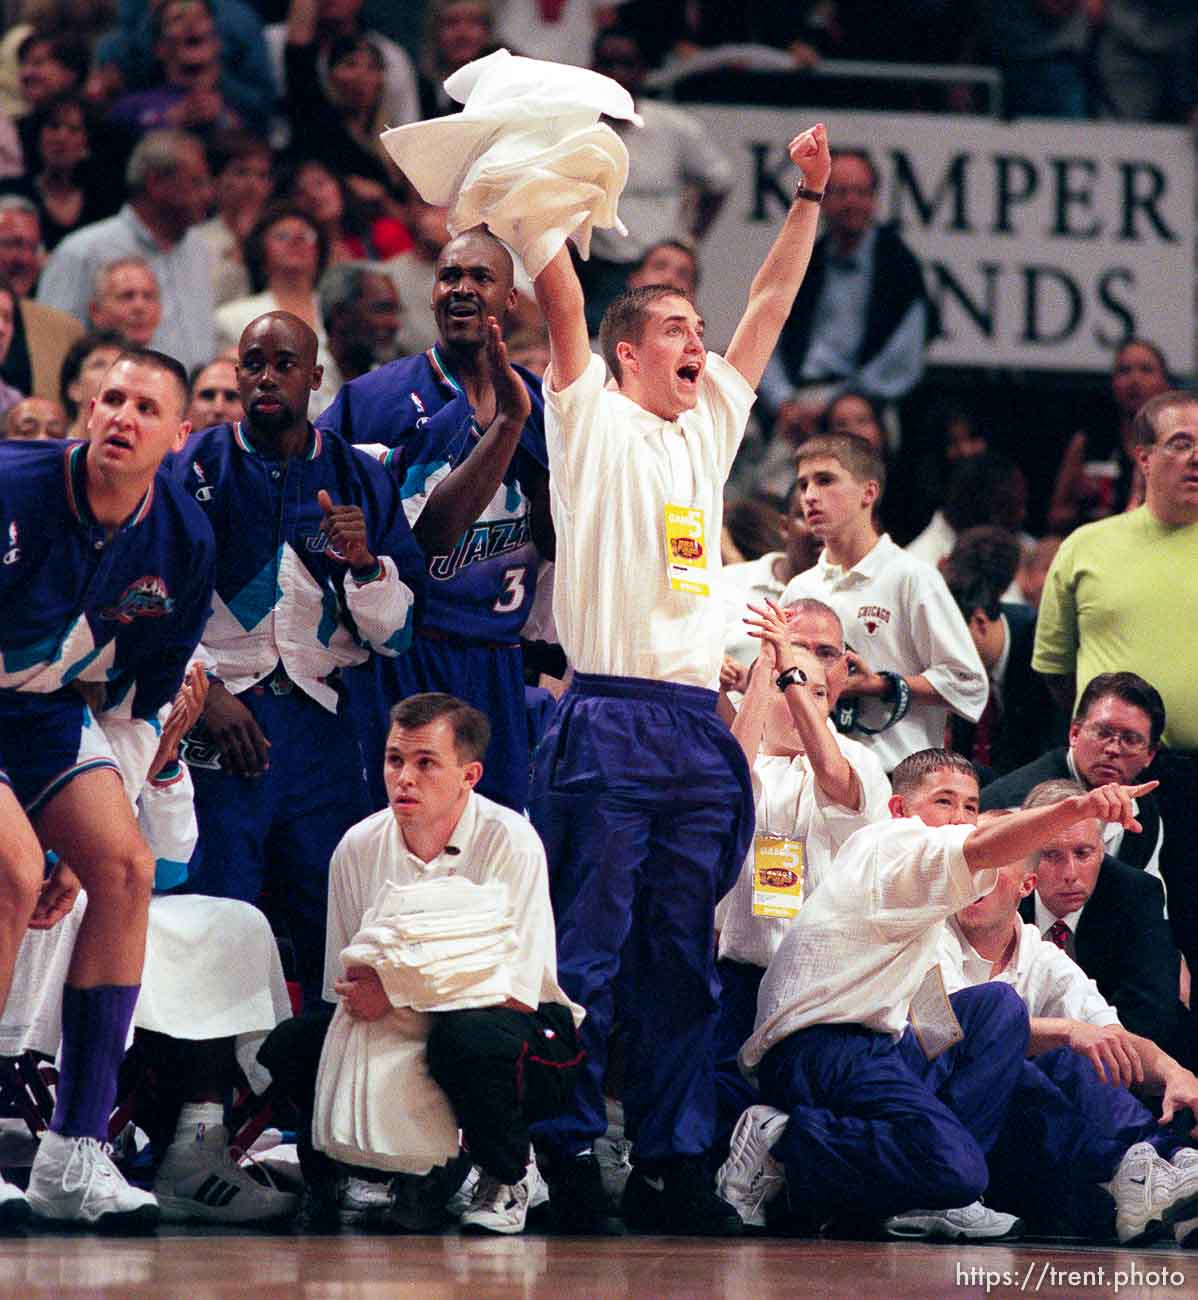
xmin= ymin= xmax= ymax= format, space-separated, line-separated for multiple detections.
xmin=781 ymin=534 xmax=988 ymax=771
xmin=323 ymin=793 xmax=582 ymax=1026
xmin=545 ymin=351 xmax=755 ymax=687
xmin=939 ymin=916 xmax=1120 ymax=1027
xmin=742 ymin=817 xmax=992 ymax=1067
xmin=716 ymin=733 xmax=892 ymax=969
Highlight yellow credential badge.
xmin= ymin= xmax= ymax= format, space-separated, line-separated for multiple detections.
xmin=664 ymin=503 xmax=708 ymax=596
xmin=752 ymin=835 xmax=805 ymax=919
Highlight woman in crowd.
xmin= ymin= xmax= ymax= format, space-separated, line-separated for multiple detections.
xmin=286 ymin=157 xmax=408 ymax=267
xmin=0 ymin=94 xmax=114 ymax=249
xmin=1046 ymin=338 xmax=1171 ymax=533
xmin=417 ymin=0 xmax=496 ymax=119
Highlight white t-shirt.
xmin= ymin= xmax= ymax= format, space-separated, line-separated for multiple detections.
xmin=781 ymin=534 xmax=988 ymax=771
xmin=323 ymin=793 xmax=582 ymax=1025
xmin=743 ymin=817 xmax=992 ymax=1065
xmin=939 ymin=916 xmax=1120 ymax=1027
xmin=545 ymin=351 xmax=756 ymax=687
xmin=716 ymin=734 xmax=892 ymax=969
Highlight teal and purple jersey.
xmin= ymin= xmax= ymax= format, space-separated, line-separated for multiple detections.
xmin=174 ymin=421 xmax=426 ymax=711
xmin=316 ymin=346 xmax=547 ymax=643
xmin=0 ymin=439 xmax=215 ymax=721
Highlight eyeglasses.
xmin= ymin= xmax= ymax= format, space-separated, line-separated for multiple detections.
xmin=0 ymin=236 xmax=38 ymax=254
xmin=1079 ymin=721 xmax=1150 ymax=753
xmin=1154 ymin=433 xmax=1198 ymax=458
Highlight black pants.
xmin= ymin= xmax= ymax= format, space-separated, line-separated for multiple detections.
xmin=259 ymin=1002 xmax=582 ymax=1186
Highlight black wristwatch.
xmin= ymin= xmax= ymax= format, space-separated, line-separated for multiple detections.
xmin=776 ymin=665 xmax=807 ymax=692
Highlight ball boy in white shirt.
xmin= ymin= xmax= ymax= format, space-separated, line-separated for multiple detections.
xmin=713 ymin=597 xmax=889 ymax=1140
xmin=781 ymin=434 xmax=988 ymax=772
xmin=529 ymin=124 xmax=832 ymax=1234
xmin=718 ymin=748 xmax=1157 ymax=1236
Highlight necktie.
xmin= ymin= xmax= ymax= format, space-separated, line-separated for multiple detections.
xmin=1047 ymin=920 xmax=1071 ymax=952
xmin=538 ymin=0 xmax=567 ymax=20
xmin=970 ymin=693 xmax=998 ymax=769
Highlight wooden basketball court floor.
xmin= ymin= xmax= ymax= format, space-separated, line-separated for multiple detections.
xmin=1 ymin=1230 xmax=1194 ymax=1299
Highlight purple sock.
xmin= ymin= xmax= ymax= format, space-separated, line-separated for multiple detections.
xmin=50 ymin=984 xmax=140 ymax=1139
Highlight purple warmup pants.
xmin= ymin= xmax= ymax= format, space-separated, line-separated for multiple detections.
xmin=987 ymin=1046 xmax=1184 ymax=1236
xmin=531 ymin=673 xmax=755 ymax=1164
xmin=757 ymin=983 xmax=1031 ymax=1224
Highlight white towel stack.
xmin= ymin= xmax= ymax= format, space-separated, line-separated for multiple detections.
xmin=314 ymin=875 xmax=524 ymax=1173
xmin=341 ymin=875 xmax=520 ymax=1011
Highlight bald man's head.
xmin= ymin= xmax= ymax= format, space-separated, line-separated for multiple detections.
xmin=432 ymin=227 xmax=518 ymax=349
xmin=237 ymin=310 xmax=323 ymax=438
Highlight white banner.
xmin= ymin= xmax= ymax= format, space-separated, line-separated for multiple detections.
xmin=685 ymin=106 xmax=1194 ymax=375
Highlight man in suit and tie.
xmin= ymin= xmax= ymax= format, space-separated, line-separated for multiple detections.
xmin=942 ymin=528 xmax=1057 ymax=779
xmin=1015 ymin=778 xmax=1181 ymax=1059
xmin=981 ymin=672 xmax=1165 ymax=884
xmin=0 ymin=198 xmax=83 ymax=402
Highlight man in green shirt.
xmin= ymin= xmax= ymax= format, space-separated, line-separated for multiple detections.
xmin=1034 ymin=389 xmax=1198 ymax=970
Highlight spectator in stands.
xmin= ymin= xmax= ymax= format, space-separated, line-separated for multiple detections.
xmin=721 ymin=497 xmax=782 ymax=566
xmin=318 ymin=228 xmax=549 ymax=814
xmin=981 ymin=671 xmax=1167 ymax=893
xmin=943 ymin=848 xmax=1198 ymax=1244
xmin=493 ymin=0 xmax=608 ymax=67
xmin=93 ymin=0 xmax=276 ymax=127
xmin=14 ymin=30 xmax=89 ymax=157
xmin=176 ymin=310 xmax=425 ymax=1006
xmin=194 ymin=128 xmax=273 ymax=307
xmin=1015 ymin=534 xmax=1061 ymax=610
xmin=1047 ymin=338 xmax=1171 ymax=534
xmin=906 ymin=449 xmax=1029 ymax=573
xmin=280 ymin=0 xmax=405 ymax=200
xmin=760 ymin=149 xmax=930 ymax=447
xmin=262 ymin=693 xmax=584 ymax=1236
xmin=186 ymin=354 xmax=241 ymax=431
xmin=417 ymin=0 xmax=497 ymax=120
xmin=0 ymin=94 xmax=118 ymax=251
xmin=720 ymin=751 xmax=1151 ymax=1239
xmin=1034 ymin=391 xmax=1198 ymax=977
xmin=980 ymin=0 xmax=1090 ymax=120
xmin=265 ymin=0 xmax=420 ymax=135
xmin=579 ymin=25 xmax=734 ymax=334
xmin=384 ymin=191 xmax=446 ymax=356
xmin=625 ymin=238 xmax=699 ymax=299
xmin=88 ymin=256 xmax=162 ymax=346
xmin=0 ymin=197 xmax=84 ymax=402
xmin=286 ymin=158 xmax=410 ymax=266
xmin=319 ymin=261 xmax=402 ymax=392
xmin=781 ymin=434 xmax=987 ymax=773
xmin=1013 ymin=779 xmax=1181 ymax=1060
xmin=1090 ymin=0 xmax=1198 ymax=124
xmin=1 ymin=392 xmax=67 ymax=439
xmin=823 ymin=390 xmax=885 ymax=449
xmin=108 ymin=0 xmax=241 ymax=140
xmin=0 ymin=279 xmax=25 ymax=419
xmin=942 ymin=526 xmax=1058 ymax=777
xmin=713 ymin=601 xmax=889 ymax=1161
xmin=37 ymin=129 xmax=216 ymax=371
xmin=58 ymin=327 xmax=122 ymax=439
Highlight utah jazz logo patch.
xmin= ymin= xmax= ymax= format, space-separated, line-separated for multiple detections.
xmin=100 ymin=575 xmax=175 ymax=622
